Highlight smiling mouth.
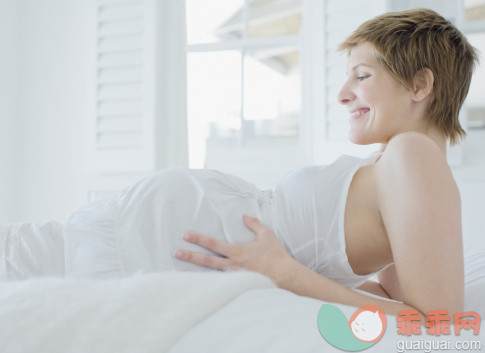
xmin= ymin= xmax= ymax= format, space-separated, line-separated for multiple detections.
xmin=350 ymin=108 xmax=370 ymax=120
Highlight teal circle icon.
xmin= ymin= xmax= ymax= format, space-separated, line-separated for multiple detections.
xmin=317 ymin=304 xmax=385 ymax=351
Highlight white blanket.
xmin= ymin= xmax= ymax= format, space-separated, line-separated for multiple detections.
xmin=0 ymin=270 xmax=276 ymax=353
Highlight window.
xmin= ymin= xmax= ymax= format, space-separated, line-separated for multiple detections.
xmin=464 ymin=0 xmax=485 ymax=21
xmin=186 ymin=0 xmax=302 ymax=173
xmin=461 ymin=0 xmax=485 ymax=129
xmin=460 ymin=0 xmax=485 ymax=33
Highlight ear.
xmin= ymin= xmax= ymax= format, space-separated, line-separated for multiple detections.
xmin=411 ymin=68 xmax=434 ymax=102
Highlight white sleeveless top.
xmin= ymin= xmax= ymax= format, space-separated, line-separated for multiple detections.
xmin=65 ymin=151 xmax=385 ymax=288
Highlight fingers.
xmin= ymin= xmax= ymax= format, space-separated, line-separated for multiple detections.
xmin=174 ymin=249 xmax=237 ymax=271
xmin=174 ymin=232 xmax=244 ymax=271
xmin=181 ymin=232 xmax=230 ymax=256
xmin=242 ymin=214 xmax=266 ymax=234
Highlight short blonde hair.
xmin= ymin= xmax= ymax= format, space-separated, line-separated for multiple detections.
xmin=338 ymin=8 xmax=480 ymax=145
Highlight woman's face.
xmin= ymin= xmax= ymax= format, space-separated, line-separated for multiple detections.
xmin=337 ymin=42 xmax=416 ymax=145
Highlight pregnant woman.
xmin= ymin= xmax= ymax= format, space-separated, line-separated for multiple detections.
xmin=64 ymin=8 xmax=478 ymax=319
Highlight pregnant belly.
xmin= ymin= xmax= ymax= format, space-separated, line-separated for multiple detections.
xmin=116 ymin=168 xmax=274 ymax=274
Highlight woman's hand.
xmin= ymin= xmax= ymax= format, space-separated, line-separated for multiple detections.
xmin=173 ymin=214 xmax=294 ymax=283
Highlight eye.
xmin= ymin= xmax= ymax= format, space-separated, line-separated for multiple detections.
xmin=357 ymin=75 xmax=370 ymax=81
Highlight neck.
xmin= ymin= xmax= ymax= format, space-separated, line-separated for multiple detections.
xmin=379 ymin=126 xmax=447 ymax=157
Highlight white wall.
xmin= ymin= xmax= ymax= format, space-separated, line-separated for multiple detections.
xmin=1 ymin=0 xmax=92 ymax=223
xmin=467 ymin=32 xmax=485 ymax=108
xmin=0 ymin=1 xmax=20 ymax=222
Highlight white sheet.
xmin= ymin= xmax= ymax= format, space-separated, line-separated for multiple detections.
xmin=169 ymin=287 xmax=484 ymax=353
xmin=0 ymin=270 xmax=275 ymax=353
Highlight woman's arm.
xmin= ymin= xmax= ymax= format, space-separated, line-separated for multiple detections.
xmin=176 ymin=227 xmax=419 ymax=317
xmin=374 ymin=132 xmax=464 ymax=316
xmin=275 ymin=256 xmax=423 ymax=317
xmin=356 ymin=279 xmax=391 ymax=299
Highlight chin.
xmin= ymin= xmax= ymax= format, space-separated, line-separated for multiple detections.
xmin=348 ymin=131 xmax=373 ymax=145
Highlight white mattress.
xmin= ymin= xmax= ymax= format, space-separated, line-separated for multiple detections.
xmin=169 ymin=286 xmax=485 ymax=353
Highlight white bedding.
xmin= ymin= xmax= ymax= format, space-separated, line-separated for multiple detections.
xmin=169 ymin=287 xmax=484 ymax=353
xmin=1 ymin=273 xmax=482 ymax=353
xmin=1 ymin=221 xmax=484 ymax=352
xmin=0 ymin=270 xmax=275 ymax=353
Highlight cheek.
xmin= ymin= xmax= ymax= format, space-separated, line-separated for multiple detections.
xmin=357 ymin=83 xmax=379 ymax=108
xmin=370 ymin=96 xmax=399 ymax=121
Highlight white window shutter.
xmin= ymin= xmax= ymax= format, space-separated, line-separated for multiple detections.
xmin=86 ymin=0 xmax=187 ymax=190
xmin=91 ymin=0 xmax=156 ymax=174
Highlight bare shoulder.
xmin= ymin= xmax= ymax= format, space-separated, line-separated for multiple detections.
xmin=374 ymin=132 xmax=457 ymax=194
xmin=377 ymin=131 xmax=448 ymax=170
xmin=373 ymin=131 xmax=461 ymax=220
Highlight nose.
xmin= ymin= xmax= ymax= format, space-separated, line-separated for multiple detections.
xmin=337 ymin=81 xmax=355 ymax=105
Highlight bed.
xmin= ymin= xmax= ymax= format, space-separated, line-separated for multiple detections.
xmin=1 ymin=215 xmax=484 ymax=352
